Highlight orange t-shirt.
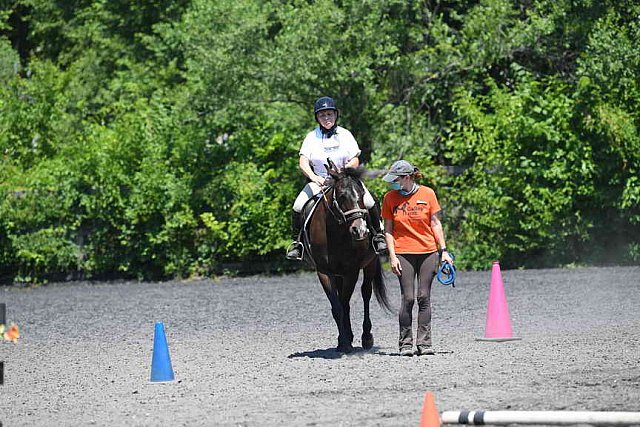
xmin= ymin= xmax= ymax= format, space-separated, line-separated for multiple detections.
xmin=381 ymin=185 xmax=441 ymax=254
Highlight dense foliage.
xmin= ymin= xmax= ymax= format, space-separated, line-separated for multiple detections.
xmin=1 ymin=0 xmax=638 ymax=282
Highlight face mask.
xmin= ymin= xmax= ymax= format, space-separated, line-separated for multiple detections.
xmin=399 ymin=183 xmax=418 ymax=196
xmin=389 ymin=182 xmax=402 ymax=191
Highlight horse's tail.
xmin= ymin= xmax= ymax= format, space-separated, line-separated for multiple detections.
xmin=372 ymin=256 xmax=393 ymax=313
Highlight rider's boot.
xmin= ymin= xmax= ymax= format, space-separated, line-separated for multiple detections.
xmin=286 ymin=210 xmax=304 ymax=260
xmin=368 ymin=205 xmax=388 ymax=255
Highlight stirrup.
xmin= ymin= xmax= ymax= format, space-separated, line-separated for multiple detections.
xmin=286 ymin=241 xmax=304 ymax=261
xmin=371 ymin=234 xmax=387 ymax=255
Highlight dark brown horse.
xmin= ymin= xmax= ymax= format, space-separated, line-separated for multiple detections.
xmin=303 ymin=159 xmax=391 ymax=353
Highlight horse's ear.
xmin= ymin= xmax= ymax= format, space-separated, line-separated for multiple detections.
xmin=326 ymin=158 xmax=338 ymax=172
xmin=325 ymin=158 xmax=340 ymax=179
xmin=325 ymin=164 xmax=340 ymax=180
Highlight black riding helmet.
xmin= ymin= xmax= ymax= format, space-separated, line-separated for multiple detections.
xmin=314 ymin=96 xmax=339 ymax=137
xmin=314 ymin=96 xmax=338 ymax=114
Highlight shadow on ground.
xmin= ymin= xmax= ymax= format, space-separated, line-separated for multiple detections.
xmin=288 ymin=346 xmax=383 ymax=359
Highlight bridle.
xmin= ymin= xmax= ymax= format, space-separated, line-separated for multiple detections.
xmin=324 ymin=179 xmax=368 ymax=226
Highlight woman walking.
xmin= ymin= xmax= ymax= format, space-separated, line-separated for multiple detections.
xmin=381 ymin=160 xmax=454 ymax=356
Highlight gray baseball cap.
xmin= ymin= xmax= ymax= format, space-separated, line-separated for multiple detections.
xmin=382 ymin=160 xmax=415 ymax=182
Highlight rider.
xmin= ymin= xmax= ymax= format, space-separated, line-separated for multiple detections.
xmin=286 ymin=96 xmax=387 ymax=260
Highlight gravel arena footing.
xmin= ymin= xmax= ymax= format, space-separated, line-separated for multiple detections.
xmin=1 ymin=266 xmax=639 ymax=426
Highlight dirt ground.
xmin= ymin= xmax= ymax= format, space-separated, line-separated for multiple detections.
xmin=1 ymin=266 xmax=639 ymax=426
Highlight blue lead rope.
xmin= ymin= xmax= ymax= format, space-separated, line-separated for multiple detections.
xmin=436 ymin=253 xmax=456 ymax=287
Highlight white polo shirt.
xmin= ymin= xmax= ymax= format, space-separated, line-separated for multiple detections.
xmin=299 ymin=126 xmax=361 ymax=178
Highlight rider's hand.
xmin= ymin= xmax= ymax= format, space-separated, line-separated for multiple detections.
xmin=312 ymin=175 xmax=326 ymax=187
xmin=390 ymin=255 xmax=402 ymax=276
xmin=441 ymin=250 xmax=454 ymax=265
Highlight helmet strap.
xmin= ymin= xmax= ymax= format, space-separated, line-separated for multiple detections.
xmin=320 ymin=123 xmax=338 ymax=138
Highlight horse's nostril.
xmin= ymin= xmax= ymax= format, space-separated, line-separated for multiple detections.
xmin=350 ymin=224 xmax=368 ymax=241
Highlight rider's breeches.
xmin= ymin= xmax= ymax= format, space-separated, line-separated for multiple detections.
xmin=292 ymin=182 xmax=375 ymax=213
xmin=397 ymin=252 xmax=439 ymax=348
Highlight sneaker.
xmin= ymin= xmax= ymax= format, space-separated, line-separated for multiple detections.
xmin=399 ymin=347 xmax=414 ymax=357
xmin=416 ymin=346 xmax=435 ymax=356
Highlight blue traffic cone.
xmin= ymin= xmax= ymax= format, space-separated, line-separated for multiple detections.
xmin=150 ymin=322 xmax=175 ymax=383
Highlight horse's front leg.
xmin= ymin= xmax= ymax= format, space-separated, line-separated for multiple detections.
xmin=318 ymin=272 xmax=354 ymax=353
xmin=361 ymin=263 xmax=374 ymax=350
xmin=337 ymin=273 xmax=357 ymax=352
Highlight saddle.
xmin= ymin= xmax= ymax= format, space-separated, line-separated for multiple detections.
xmin=297 ymin=186 xmax=333 ymax=265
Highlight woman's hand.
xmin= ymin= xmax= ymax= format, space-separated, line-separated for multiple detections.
xmin=441 ymin=250 xmax=454 ymax=265
xmin=299 ymin=156 xmax=327 ymax=187
xmin=311 ymin=175 xmax=326 ymax=187
xmin=390 ymin=255 xmax=402 ymax=276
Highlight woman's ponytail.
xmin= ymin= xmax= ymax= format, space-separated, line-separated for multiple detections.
xmin=411 ymin=167 xmax=423 ymax=181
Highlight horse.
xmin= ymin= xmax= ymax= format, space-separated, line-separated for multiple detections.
xmin=302 ymin=159 xmax=391 ymax=353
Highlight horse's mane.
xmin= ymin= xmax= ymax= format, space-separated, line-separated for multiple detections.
xmin=342 ymin=166 xmax=365 ymax=180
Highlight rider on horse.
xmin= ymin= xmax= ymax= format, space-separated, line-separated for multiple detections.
xmin=286 ymin=96 xmax=387 ymax=260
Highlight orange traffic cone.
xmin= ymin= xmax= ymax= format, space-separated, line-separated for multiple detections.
xmin=420 ymin=391 xmax=441 ymax=427
xmin=476 ymin=261 xmax=521 ymax=341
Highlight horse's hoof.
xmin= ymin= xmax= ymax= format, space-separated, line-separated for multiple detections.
xmin=337 ymin=345 xmax=354 ymax=353
xmin=362 ymin=334 xmax=374 ymax=350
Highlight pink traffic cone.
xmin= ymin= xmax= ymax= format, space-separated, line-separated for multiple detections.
xmin=476 ymin=261 xmax=521 ymax=341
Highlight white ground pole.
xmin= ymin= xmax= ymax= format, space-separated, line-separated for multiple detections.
xmin=441 ymin=410 xmax=640 ymax=425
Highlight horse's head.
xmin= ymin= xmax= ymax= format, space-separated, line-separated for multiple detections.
xmin=325 ymin=159 xmax=369 ymax=242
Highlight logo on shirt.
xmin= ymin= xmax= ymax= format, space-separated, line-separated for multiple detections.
xmin=393 ymin=202 xmax=409 ymax=216
xmin=393 ymin=201 xmax=428 ymax=217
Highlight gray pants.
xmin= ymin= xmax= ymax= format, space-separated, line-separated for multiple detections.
xmin=397 ymin=252 xmax=439 ymax=349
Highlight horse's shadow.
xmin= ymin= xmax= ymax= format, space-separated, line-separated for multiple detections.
xmin=288 ymin=347 xmax=455 ymax=359
xmin=288 ymin=346 xmax=382 ymax=360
